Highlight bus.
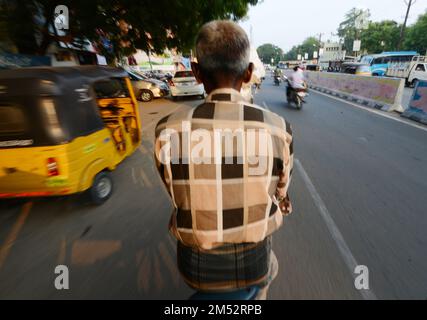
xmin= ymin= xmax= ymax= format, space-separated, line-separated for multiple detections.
xmin=359 ymin=51 xmax=419 ymax=76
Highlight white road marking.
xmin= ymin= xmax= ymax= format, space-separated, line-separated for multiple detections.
xmin=294 ymin=158 xmax=377 ymax=300
xmin=312 ymin=90 xmax=427 ymax=133
xmin=131 ymin=167 xmax=137 ymax=184
xmin=140 ymin=169 xmax=153 ymax=188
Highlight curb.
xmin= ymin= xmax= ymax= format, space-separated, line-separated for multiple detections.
xmin=308 ymin=85 xmax=401 ymax=113
xmin=401 ymin=109 xmax=427 ymax=125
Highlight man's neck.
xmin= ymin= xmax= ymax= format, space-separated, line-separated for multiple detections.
xmin=203 ymin=78 xmax=243 ymax=94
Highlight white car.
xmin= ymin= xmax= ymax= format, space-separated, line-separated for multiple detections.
xmin=170 ymin=70 xmax=205 ymax=99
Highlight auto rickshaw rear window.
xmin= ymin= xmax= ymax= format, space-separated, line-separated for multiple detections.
xmin=93 ymin=79 xmax=130 ymax=99
xmin=0 ymin=104 xmax=28 ymax=136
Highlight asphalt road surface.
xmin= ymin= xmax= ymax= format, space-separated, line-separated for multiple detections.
xmin=0 ymin=77 xmax=426 ymax=300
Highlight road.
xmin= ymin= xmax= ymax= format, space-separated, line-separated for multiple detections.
xmin=0 ymin=77 xmax=426 ymax=300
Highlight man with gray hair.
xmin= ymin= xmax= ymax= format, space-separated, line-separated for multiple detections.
xmin=154 ymin=20 xmax=294 ymax=299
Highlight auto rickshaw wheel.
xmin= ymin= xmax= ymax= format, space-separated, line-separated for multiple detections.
xmin=89 ymin=171 xmax=113 ymax=205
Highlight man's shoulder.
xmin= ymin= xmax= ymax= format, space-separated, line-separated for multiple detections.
xmin=155 ymin=101 xmax=291 ymax=136
xmin=244 ymin=102 xmax=291 ymax=133
xmin=155 ymin=107 xmax=194 ymax=131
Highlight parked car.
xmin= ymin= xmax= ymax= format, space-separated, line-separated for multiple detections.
xmin=170 ymin=70 xmax=205 ymax=99
xmin=127 ymin=70 xmax=170 ymax=102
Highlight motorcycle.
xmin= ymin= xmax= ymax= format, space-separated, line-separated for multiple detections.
xmin=284 ymin=76 xmax=306 ymax=110
xmin=274 ymin=75 xmax=281 ymax=86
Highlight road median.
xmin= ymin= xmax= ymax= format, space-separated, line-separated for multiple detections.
xmin=305 ymin=71 xmax=405 ymax=113
xmin=401 ymin=81 xmax=427 ymax=125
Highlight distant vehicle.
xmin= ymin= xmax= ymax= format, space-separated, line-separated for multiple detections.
xmin=170 ymin=70 xmax=205 ymax=100
xmin=284 ymin=75 xmax=306 ymax=110
xmin=340 ymin=62 xmax=372 ymax=76
xmin=360 ymin=51 xmax=419 ymax=77
xmin=386 ymin=56 xmax=427 ymax=87
xmin=306 ymin=64 xmax=320 ymax=72
xmin=127 ymin=70 xmax=170 ymax=102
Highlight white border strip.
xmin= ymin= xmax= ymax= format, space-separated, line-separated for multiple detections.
xmin=295 ymin=159 xmax=377 ymax=300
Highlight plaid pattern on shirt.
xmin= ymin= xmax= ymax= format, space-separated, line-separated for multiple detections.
xmin=155 ymin=88 xmax=294 ymax=250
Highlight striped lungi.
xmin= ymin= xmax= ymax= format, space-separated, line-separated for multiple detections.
xmin=177 ymin=236 xmax=272 ymax=292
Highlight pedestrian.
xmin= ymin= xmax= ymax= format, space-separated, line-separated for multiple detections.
xmin=154 ymin=20 xmax=294 ymax=299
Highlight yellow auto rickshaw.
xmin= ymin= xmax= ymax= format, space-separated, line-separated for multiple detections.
xmin=0 ymin=66 xmax=141 ymax=204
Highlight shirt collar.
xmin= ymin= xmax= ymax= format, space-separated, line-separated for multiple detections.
xmin=206 ymin=88 xmax=245 ymax=103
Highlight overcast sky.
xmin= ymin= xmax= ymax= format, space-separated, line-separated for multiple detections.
xmin=239 ymin=0 xmax=427 ymax=52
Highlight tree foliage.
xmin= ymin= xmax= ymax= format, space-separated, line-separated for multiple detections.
xmin=337 ymin=7 xmax=371 ymax=53
xmin=360 ymin=20 xmax=400 ymax=54
xmin=0 ymin=0 xmax=259 ymax=62
xmin=404 ymin=10 xmax=427 ymax=55
xmin=283 ymin=37 xmax=320 ymax=61
xmin=257 ymin=43 xmax=283 ymax=64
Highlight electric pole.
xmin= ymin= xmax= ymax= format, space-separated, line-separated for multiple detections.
xmin=398 ymin=0 xmax=416 ymax=50
xmin=318 ymin=33 xmax=323 ymax=44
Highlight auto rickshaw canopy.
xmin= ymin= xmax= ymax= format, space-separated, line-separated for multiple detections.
xmin=0 ymin=66 xmax=132 ymax=147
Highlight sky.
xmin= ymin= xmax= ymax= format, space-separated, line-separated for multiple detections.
xmin=239 ymin=0 xmax=427 ymax=52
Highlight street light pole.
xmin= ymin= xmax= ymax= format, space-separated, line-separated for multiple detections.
xmin=398 ymin=0 xmax=416 ymax=50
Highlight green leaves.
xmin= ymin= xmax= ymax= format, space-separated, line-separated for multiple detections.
xmin=360 ymin=21 xmax=400 ymax=53
xmin=257 ymin=43 xmax=283 ymax=64
xmin=0 ymin=0 xmax=259 ymax=62
xmin=337 ymin=8 xmax=371 ymax=53
xmin=283 ymin=37 xmax=320 ymax=61
xmin=404 ymin=11 xmax=427 ymax=54
xmin=336 ymin=7 xmax=426 ymax=55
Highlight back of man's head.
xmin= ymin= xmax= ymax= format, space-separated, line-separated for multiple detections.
xmin=195 ymin=20 xmax=250 ymax=79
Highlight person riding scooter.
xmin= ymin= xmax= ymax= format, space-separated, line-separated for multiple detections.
xmin=286 ymin=65 xmax=307 ymax=101
xmin=274 ymin=67 xmax=282 ymax=85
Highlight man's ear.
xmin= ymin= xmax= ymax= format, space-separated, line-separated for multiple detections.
xmin=191 ymin=62 xmax=203 ymax=84
xmin=243 ymin=63 xmax=254 ymax=84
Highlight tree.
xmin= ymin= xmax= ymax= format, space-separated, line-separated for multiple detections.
xmin=404 ymin=10 xmax=427 ymax=54
xmin=283 ymin=37 xmax=320 ymax=61
xmin=337 ymin=7 xmax=371 ymax=53
xmin=0 ymin=0 xmax=259 ymax=62
xmin=360 ymin=20 xmax=400 ymax=53
xmin=257 ymin=43 xmax=283 ymax=64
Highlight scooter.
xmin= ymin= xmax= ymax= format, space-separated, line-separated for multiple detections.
xmin=284 ymin=76 xmax=306 ymax=110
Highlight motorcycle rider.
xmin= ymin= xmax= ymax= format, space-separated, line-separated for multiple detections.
xmin=286 ymin=65 xmax=307 ymax=102
xmin=274 ymin=66 xmax=282 ymax=84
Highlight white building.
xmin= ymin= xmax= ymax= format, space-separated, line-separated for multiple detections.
xmin=319 ymin=42 xmax=346 ymax=69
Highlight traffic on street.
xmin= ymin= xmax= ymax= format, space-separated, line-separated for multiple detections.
xmin=1 ymin=74 xmax=426 ymax=299
xmin=0 ymin=0 xmax=426 ymax=303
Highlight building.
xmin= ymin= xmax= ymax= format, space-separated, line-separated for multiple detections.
xmin=319 ymin=42 xmax=347 ymax=69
